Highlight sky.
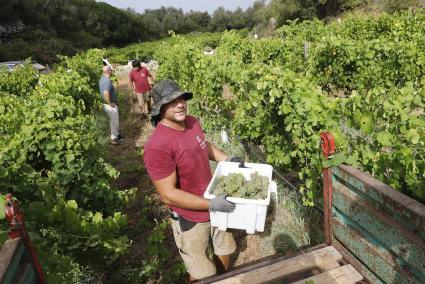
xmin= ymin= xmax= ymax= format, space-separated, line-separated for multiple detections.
xmin=97 ymin=0 xmax=259 ymax=14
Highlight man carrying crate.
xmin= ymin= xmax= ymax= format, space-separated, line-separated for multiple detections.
xmin=143 ymin=80 xmax=241 ymax=281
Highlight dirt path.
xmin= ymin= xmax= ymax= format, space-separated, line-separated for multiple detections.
xmin=117 ymin=76 xmax=153 ymax=148
xmin=110 ymin=74 xmax=155 ymax=213
xmin=103 ymin=75 xmax=181 ymax=273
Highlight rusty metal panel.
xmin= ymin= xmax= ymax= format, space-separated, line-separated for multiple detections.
xmin=15 ymin=263 xmax=37 ymax=284
xmin=332 ymin=212 xmax=421 ymax=284
xmin=333 ymin=180 xmax=425 ymax=276
xmin=332 ymin=165 xmax=425 ymax=235
xmin=0 ymin=238 xmax=25 ymax=284
xmin=0 ymin=238 xmax=39 ymax=284
xmin=332 ymin=165 xmax=425 ymax=284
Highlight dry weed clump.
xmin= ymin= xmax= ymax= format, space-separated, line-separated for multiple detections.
xmin=258 ymin=182 xmax=323 ymax=256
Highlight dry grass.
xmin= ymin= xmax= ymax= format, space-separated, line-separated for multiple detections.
xmin=259 ymin=183 xmax=323 ymax=255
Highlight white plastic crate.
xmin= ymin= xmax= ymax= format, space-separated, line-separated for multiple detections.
xmin=204 ymin=161 xmax=277 ymax=234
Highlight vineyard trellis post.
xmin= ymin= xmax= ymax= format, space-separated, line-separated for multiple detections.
xmin=320 ymin=132 xmax=335 ymax=246
xmin=3 ymin=194 xmax=46 ymax=284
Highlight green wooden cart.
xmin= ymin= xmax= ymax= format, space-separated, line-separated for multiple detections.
xmin=198 ymin=133 xmax=425 ymax=284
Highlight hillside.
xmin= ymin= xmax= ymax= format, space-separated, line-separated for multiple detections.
xmin=0 ymin=0 xmax=146 ymax=63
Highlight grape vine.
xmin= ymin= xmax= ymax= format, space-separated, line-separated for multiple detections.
xmin=0 ymin=50 xmax=131 ymax=282
xmin=153 ymin=10 xmax=425 ymax=204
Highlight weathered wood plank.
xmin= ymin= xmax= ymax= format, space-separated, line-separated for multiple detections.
xmin=292 ymin=265 xmax=363 ymax=284
xmin=311 ymin=261 xmax=341 ymax=276
xmin=198 ymin=244 xmax=328 ymax=284
xmin=213 ymin=246 xmax=342 ymax=284
xmin=317 ymin=261 xmax=340 ymax=272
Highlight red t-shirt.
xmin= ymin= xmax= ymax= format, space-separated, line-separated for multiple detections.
xmin=129 ymin=67 xmax=151 ymax=94
xmin=143 ymin=116 xmax=212 ymax=222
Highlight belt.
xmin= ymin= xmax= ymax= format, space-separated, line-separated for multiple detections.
xmin=169 ymin=209 xmax=197 ymax=232
xmin=169 ymin=209 xmax=179 ymax=221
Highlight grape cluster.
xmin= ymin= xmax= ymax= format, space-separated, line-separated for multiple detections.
xmin=214 ymin=172 xmax=269 ymax=199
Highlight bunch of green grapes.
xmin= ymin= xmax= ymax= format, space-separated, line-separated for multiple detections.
xmin=245 ymin=172 xmax=269 ymax=199
xmin=214 ymin=172 xmax=269 ymax=199
xmin=215 ymin=173 xmax=246 ymax=196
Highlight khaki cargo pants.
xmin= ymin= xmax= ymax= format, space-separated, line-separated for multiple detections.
xmin=171 ymin=219 xmax=236 ymax=279
xmin=135 ymin=91 xmax=151 ymax=113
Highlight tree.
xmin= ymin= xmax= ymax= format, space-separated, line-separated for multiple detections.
xmin=209 ymin=7 xmax=233 ymax=31
xmin=0 ymin=0 xmax=21 ymax=22
xmin=161 ymin=8 xmax=186 ymax=34
xmin=384 ymin=0 xmax=420 ymax=13
xmin=125 ymin=7 xmax=137 ymax=15
xmin=245 ymin=0 xmax=268 ymax=30
xmin=185 ymin=11 xmax=211 ymax=32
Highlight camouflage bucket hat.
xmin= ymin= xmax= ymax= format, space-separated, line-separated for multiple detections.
xmin=150 ymin=80 xmax=193 ymax=126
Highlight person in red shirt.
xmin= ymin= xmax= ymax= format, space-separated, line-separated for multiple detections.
xmin=129 ymin=59 xmax=154 ymax=118
xmin=143 ymin=80 xmax=240 ymax=281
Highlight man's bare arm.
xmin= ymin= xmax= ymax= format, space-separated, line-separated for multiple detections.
xmin=129 ymin=77 xmax=136 ymax=91
xmin=103 ymin=90 xmax=115 ymax=107
xmin=206 ymin=141 xmax=228 ymax=162
xmin=153 ymin=171 xmax=210 ymax=210
xmin=149 ymin=73 xmax=155 ymax=82
xmin=148 ymin=73 xmax=155 ymax=89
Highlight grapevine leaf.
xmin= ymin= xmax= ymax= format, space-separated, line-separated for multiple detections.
xmin=20 ymin=164 xmax=33 ymax=174
xmin=67 ymin=242 xmax=82 ymax=250
xmin=93 ymin=212 xmax=103 ymax=224
xmin=406 ymin=129 xmax=419 ymax=144
xmin=0 ymin=195 xmax=5 ymax=220
xmin=0 ymin=230 xmax=7 ymax=245
xmin=0 ymin=167 xmax=7 ymax=178
xmin=280 ymin=104 xmax=291 ymax=114
xmin=345 ymin=154 xmax=359 ymax=167
xmin=359 ymin=115 xmax=374 ymax=134
xmin=323 ymin=152 xmax=347 ymax=168
xmin=66 ymin=200 xmax=78 ymax=210
xmin=376 ymin=132 xmax=393 ymax=147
